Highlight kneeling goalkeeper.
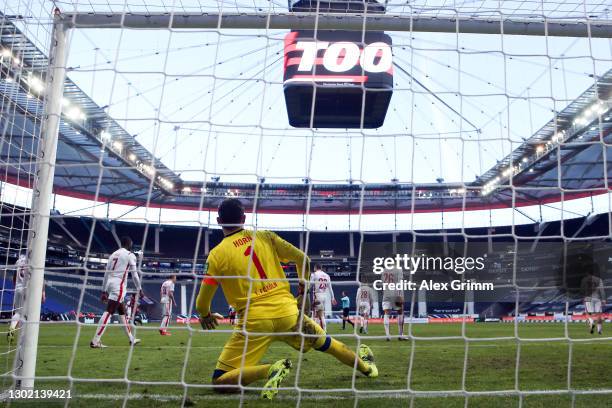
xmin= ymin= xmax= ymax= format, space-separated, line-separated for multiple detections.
xmin=196 ymin=198 xmax=378 ymax=399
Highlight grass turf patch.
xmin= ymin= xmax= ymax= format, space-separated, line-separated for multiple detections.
xmin=1 ymin=321 xmax=611 ymax=407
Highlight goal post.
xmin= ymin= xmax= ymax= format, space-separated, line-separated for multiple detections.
xmin=2 ymin=1 xmax=611 ymax=405
xmin=60 ymin=12 xmax=612 ymax=38
xmin=15 ymin=12 xmax=70 ymax=390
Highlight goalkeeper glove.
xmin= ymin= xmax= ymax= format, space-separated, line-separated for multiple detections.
xmin=199 ymin=312 xmax=220 ymax=330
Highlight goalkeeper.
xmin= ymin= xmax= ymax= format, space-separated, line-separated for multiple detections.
xmin=196 ymin=199 xmax=378 ymax=399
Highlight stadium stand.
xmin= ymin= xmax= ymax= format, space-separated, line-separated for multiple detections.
xmin=1 ymin=202 xmax=610 ymax=321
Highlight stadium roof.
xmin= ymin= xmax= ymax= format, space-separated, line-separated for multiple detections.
xmin=0 ymin=12 xmax=610 ymax=214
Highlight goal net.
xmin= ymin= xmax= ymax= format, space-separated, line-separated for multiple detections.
xmin=0 ymin=0 xmax=611 ymax=406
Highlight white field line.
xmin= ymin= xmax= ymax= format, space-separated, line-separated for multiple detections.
xmin=34 ymin=340 xmax=611 ymax=351
xmin=46 ymin=389 xmax=604 ymax=402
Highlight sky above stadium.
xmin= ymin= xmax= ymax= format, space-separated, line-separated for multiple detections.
xmin=2 ymin=0 xmax=612 ymax=229
xmin=56 ymin=0 xmax=612 ymax=186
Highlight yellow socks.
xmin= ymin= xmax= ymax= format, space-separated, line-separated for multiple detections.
xmin=324 ymin=338 xmax=370 ymax=375
xmin=214 ymin=364 xmax=271 ymax=386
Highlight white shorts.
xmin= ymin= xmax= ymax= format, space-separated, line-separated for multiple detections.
xmin=358 ymin=302 xmax=370 ymax=316
xmin=13 ymin=288 xmax=25 ymax=311
xmin=382 ymin=296 xmax=404 ymax=311
xmin=161 ymin=301 xmax=172 ymax=316
xmin=313 ymin=293 xmax=328 ymax=312
xmin=585 ymin=298 xmax=603 ymax=314
xmin=107 ymin=282 xmax=127 ymax=302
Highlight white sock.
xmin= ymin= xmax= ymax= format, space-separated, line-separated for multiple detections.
xmin=120 ymin=315 xmax=134 ymax=342
xmin=364 ymin=318 xmax=368 ymax=332
xmin=93 ymin=311 xmax=111 ymax=343
xmin=320 ymin=314 xmax=326 ymax=331
xmin=9 ymin=312 xmax=21 ymax=330
xmin=383 ymin=314 xmax=390 ymax=337
xmin=588 ymin=317 xmax=594 ymax=328
xmin=398 ymin=314 xmax=405 ymax=336
xmin=160 ymin=316 xmax=168 ymax=330
xmin=597 ymin=323 xmax=602 ymax=333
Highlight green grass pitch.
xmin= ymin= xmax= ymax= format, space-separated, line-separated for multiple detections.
xmin=2 ymin=321 xmax=611 ymax=407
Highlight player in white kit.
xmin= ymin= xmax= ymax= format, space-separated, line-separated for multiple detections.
xmin=356 ymin=284 xmax=375 ymax=334
xmin=310 ymin=265 xmax=336 ymax=331
xmin=581 ymin=270 xmax=606 ymax=335
xmin=8 ymin=254 xmax=45 ymax=342
xmin=159 ymin=275 xmax=176 ymax=336
xmin=381 ymin=267 xmax=406 ymax=341
xmin=91 ymin=237 xmax=142 ymax=348
xmin=125 ymin=293 xmax=137 ymax=324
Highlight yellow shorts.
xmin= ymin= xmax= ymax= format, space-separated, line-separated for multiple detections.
xmin=215 ymin=312 xmax=328 ymax=372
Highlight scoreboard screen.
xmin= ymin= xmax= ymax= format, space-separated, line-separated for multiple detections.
xmin=283 ymin=30 xmax=394 ymax=128
xmin=288 ymin=0 xmax=386 ymax=13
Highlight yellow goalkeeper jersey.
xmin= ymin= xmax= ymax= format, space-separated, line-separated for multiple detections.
xmin=205 ymin=229 xmax=309 ymax=320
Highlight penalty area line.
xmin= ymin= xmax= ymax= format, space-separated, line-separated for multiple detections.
xmin=74 ymin=393 xmax=374 ymax=402
xmin=69 ymin=392 xmax=417 ymax=402
xmin=72 ymin=390 xmax=550 ymax=402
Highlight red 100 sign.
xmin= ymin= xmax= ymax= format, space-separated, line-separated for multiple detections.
xmin=293 ymin=41 xmax=392 ymax=73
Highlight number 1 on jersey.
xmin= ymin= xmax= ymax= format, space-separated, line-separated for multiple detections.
xmin=244 ymin=246 xmax=267 ymax=279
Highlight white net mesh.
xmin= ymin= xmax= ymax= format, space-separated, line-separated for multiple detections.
xmin=0 ymin=0 xmax=611 ymax=406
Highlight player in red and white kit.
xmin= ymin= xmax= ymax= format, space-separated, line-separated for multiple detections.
xmin=310 ymin=265 xmax=336 ymax=331
xmin=159 ymin=275 xmax=176 ymax=336
xmin=381 ymin=267 xmax=406 ymax=341
xmin=581 ymin=270 xmax=606 ymax=335
xmin=91 ymin=237 xmax=142 ymax=348
xmin=8 ymin=253 xmax=45 ymax=342
xmin=228 ymin=306 xmax=237 ymax=325
xmin=356 ymin=284 xmax=375 ymax=334
xmin=125 ymin=293 xmax=137 ymax=324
